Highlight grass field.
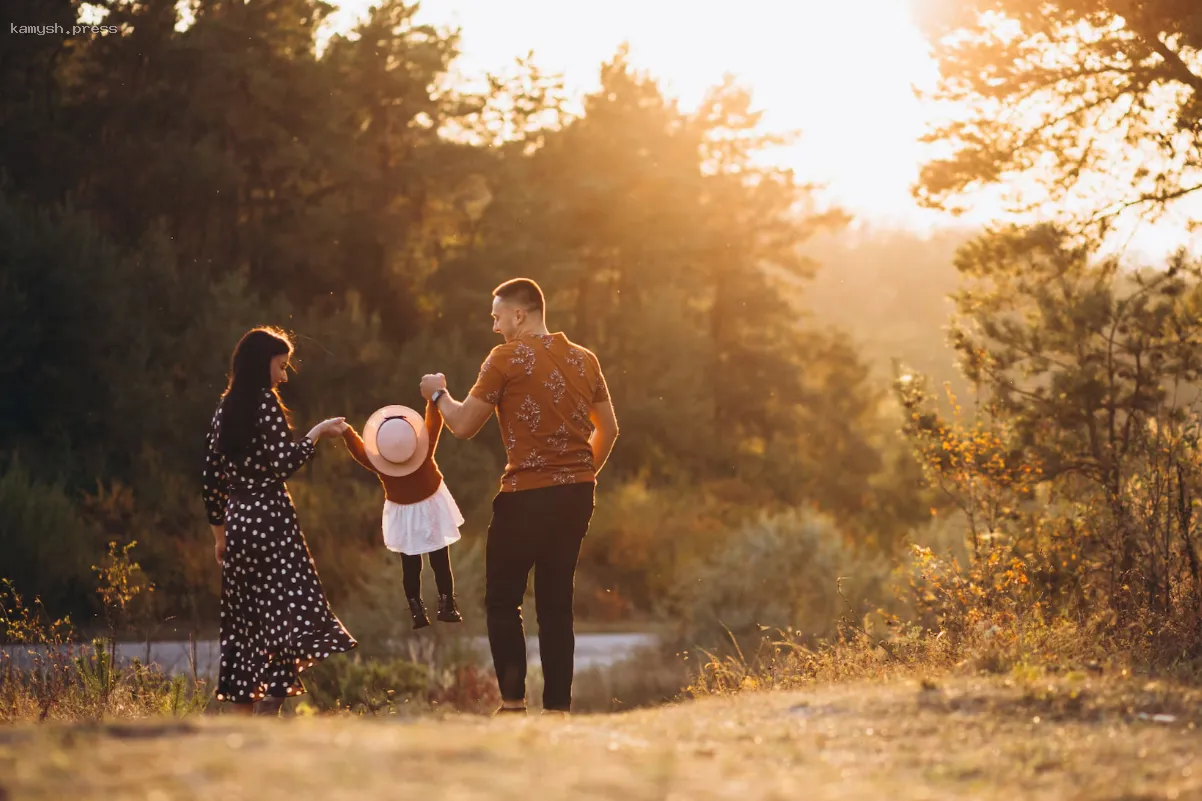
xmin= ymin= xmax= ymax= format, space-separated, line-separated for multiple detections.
xmin=4 ymin=672 xmax=1201 ymax=801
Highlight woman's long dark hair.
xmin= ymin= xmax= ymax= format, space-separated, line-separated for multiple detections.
xmin=216 ymin=327 xmax=294 ymax=457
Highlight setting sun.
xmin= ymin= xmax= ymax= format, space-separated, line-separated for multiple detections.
xmin=319 ymin=0 xmax=1201 ymax=258
xmin=324 ymin=0 xmax=944 ymax=229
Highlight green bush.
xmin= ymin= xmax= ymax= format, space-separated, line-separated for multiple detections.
xmin=300 ymin=653 xmax=430 ymax=714
xmin=0 ymin=458 xmax=99 ymax=615
xmin=671 ymin=508 xmax=892 ymax=649
xmin=581 ymin=479 xmax=777 ymax=620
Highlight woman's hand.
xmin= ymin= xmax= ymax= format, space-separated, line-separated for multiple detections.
xmin=211 ymin=524 xmax=226 ymax=567
xmin=307 ymin=417 xmax=347 ymax=442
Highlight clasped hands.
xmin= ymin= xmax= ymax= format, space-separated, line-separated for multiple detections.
xmin=420 ymin=372 xmax=447 ymax=401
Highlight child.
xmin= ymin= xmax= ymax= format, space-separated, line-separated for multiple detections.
xmin=342 ymin=402 xmax=464 ymax=629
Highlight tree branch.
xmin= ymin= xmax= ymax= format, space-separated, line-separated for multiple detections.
xmin=1092 ymin=182 xmax=1202 ymax=224
xmin=1135 ymin=26 xmax=1202 ymax=97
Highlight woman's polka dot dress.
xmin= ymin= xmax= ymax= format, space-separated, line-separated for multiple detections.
xmin=203 ymin=389 xmax=356 ymax=704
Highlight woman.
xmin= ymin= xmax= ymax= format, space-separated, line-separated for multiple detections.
xmin=202 ymin=327 xmax=357 ymax=715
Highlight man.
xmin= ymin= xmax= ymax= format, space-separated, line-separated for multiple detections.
xmin=419 ymin=278 xmax=619 ymax=714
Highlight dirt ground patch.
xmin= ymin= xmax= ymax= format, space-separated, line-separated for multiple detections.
xmin=3 ymin=675 xmax=1201 ymax=801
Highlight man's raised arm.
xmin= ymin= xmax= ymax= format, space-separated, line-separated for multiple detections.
xmin=420 ymin=373 xmax=494 ymax=439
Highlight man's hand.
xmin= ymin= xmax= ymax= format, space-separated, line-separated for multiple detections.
xmin=588 ymin=401 xmax=620 ymax=476
xmin=420 ymin=373 xmax=447 ymax=400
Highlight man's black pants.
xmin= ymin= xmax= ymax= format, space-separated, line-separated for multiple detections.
xmin=485 ymin=482 xmax=595 ymax=712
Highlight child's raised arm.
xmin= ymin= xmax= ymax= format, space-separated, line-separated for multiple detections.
xmin=425 ymin=399 xmax=443 ymax=450
xmin=341 ymin=425 xmax=376 ymax=472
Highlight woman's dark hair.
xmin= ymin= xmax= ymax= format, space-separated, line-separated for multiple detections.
xmin=216 ymin=327 xmax=294 ymax=456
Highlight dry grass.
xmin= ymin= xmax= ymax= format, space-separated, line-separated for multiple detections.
xmin=689 ymin=611 xmax=1202 ymax=700
xmin=4 ymin=673 xmax=1201 ymax=800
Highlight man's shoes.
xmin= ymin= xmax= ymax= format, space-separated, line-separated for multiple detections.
xmin=493 ymin=704 xmax=527 ymax=716
xmin=408 ymin=597 xmax=430 ymax=629
xmin=437 ymin=593 xmax=463 ymax=623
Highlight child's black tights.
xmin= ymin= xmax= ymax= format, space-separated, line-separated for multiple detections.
xmin=401 ymin=547 xmax=453 ymax=599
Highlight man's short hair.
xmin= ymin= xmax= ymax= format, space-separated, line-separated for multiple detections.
xmin=493 ymin=278 xmax=545 ymax=314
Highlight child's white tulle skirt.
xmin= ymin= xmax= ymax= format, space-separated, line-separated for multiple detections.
xmin=381 ymin=481 xmax=463 ymax=555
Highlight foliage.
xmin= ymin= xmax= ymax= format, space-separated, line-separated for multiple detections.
xmin=914 ymin=0 xmax=1202 ymax=226
xmin=0 ymin=580 xmax=209 ymax=722
xmin=684 ymin=222 xmax=1202 ymax=696
xmin=0 ymin=0 xmax=921 ymax=634
xmin=92 ymin=540 xmax=155 ymax=635
xmin=299 ymin=653 xmax=430 ymax=715
xmin=669 ymin=509 xmax=893 ymax=648
xmin=0 ymin=458 xmax=98 ymax=616
xmin=889 ymin=223 xmax=1202 ymax=672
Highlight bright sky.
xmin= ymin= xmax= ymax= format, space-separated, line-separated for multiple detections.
xmin=324 ymin=0 xmax=945 ymax=230
xmin=320 ymin=0 xmax=1197 ymax=258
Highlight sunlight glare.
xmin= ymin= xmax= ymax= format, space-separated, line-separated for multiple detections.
xmin=322 ymin=0 xmax=1197 ymax=255
xmin=324 ymin=0 xmax=944 ymax=229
